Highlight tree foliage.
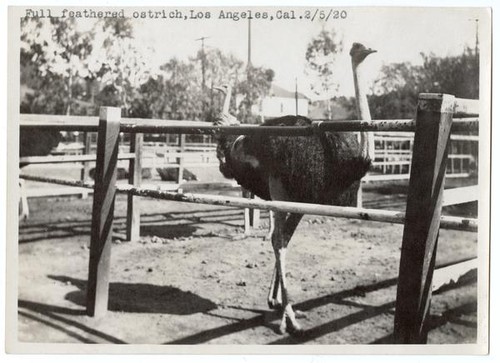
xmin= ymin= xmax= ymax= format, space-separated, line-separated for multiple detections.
xmin=21 ymin=17 xmax=94 ymax=115
xmin=90 ymin=18 xmax=152 ymax=116
xmin=132 ymin=49 xmax=273 ymax=123
xmin=305 ymin=29 xmax=343 ymax=99
xmin=236 ymin=66 xmax=275 ymax=124
xmin=369 ymin=48 xmax=479 ymax=119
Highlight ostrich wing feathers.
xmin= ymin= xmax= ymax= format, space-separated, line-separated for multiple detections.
xmin=217 ymin=115 xmax=371 ymax=206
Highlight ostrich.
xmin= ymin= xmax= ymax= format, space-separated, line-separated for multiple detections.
xmin=213 ymin=43 xmax=375 ymax=334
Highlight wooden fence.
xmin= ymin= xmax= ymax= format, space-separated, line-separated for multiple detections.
xmin=19 ymin=93 xmax=480 ymax=343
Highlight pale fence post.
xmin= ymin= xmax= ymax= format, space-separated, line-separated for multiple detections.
xmin=79 ymin=132 xmax=92 ymax=199
xmin=19 ymin=179 xmax=29 ymax=219
xmin=393 ymin=93 xmax=455 ymax=343
xmin=87 ymin=107 xmax=121 ymax=317
xmin=80 ymin=131 xmax=92 ymax=182
xmin=126 ymin=133 xmax=143 ymax=242
xmin=176 ymin=134 xmax=185 ymax=187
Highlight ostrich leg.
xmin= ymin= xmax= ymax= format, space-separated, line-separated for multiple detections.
xmin=268 ymin=210 xmax=304 ymax=334
xmin=264 ymin=210 xmax=275 ymax=241
xmin=267 ymin=212 xmax=303 ymax=309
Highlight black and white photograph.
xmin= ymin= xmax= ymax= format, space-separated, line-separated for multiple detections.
xmin=5 ymin=3 xmax=492 ymax=354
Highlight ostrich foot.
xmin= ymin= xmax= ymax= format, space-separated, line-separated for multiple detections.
xmin=268 ymin=298 xmax=282 ymax=310
xmin=278 ymin=304 xmax=303 ymax=335
xmin=268 ymin=301 xmax=306 ymax=319
xmin=295 ymin=310 xmax=307 ymax=318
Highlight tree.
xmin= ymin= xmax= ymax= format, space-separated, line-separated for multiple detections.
xmin=235 ymin=66 xmax=274 ymax=124
xmin=91 ymin=18 xmax=152 ymax=117
xmin=370 ymin=47 xmax=479 ymax=119
xmin=20 ymin=18 xmax=95 ymax=156
xmin=20 ymin=17 xmax=94 ymax=115
xmin=305 ymin=29 xmax=344 ymax=119
xmin=129 ymin=58 xmax=201 ymax=120
xmin=200 ymin=48 xmax=245 ymax=121
xmin=134 ymin=49 xmax=273 ymax=124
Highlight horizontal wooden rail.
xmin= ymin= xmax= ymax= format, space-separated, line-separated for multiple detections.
xmin=25 ymin=186 xmax=90 ymax=198
xmin=19 ymin=153 xmax=135 ymax=164
xmin=372 ymin=161 xmax=411 ymax=166
xmin=375 ymin=150 xmax=412 ymax=155
xmin=364 ymin=174 xmax=412 ymax=181
xmin=146 ymin=162 xmax=219 ymax=169
xmin=364 ymin=172 xmax=472 ymax=182
xmin=374 ymin=131 xmax=478 ymax=141
xmin=432 ymin=257 xmax=477 ymax=291
xmin=19 ymin=174 xmax=477 ymax=232
xmin=447 ymin=154 xmax=475 ymax=159
xmin=442 ymin=186 xmax=479 ymax=206
xmin=450 ymin=134 xmax=479 ymax=142
xmin=418 ymin=93 xmax=480 ymax=116
xmin=20 ymin=174 xmax=95 ymax=188
xmin=454 ymin=97 xmax=480 ymax=115
xmin=117 ymin=184 xmax=477 ymax=232
xmin=20 ymin=114 xmax=99 ymax=131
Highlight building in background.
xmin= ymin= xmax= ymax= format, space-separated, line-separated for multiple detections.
xmin=253 ymin=84 xmax=309 ymax=120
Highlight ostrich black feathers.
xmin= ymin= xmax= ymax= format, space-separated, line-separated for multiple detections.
xmin=216 ymin=115 xmax=371 ymax=206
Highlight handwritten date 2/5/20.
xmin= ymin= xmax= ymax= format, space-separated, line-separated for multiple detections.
xmin=303 ymin=9 xmax=347 ymax=21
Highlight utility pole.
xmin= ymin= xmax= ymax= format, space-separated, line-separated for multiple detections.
xmin=195 ymin=36 xmax=209 ymax=89
xmin=246 ymin=18 xmax=253 ymax=122
xmin=295 ymin=77 xmax=299 ymax=116
xmin=247 ymin=18 xmax=252 ymax=68
xmin=475 ymin=19 xmax=479 ymax=58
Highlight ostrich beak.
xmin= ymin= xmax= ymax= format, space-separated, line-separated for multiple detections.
xmin=213 ymin=86 xmax=226 ymax=94
xmin=364 ymin=48 xmax=377 ymax=55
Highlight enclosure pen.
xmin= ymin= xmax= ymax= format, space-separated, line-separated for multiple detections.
xmin=19 ymin=93 xmax=480 ymax=344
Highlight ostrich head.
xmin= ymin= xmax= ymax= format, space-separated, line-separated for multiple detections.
xmin=214 ymin=84 xmax=239 ymax=126
xmin=213 ymin=84 xmax=232 ymax=100
xmin=350 ymin=43 xmax=377 ymax=67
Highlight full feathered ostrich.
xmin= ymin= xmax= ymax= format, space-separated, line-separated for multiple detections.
xmin=213 ymin=43 xmax=375 ymax=334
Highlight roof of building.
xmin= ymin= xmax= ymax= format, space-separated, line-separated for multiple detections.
xmin=269 ymin=84 xmax=308 ymax=100
xmin=308 ymin=98 xmax=353 ymax=120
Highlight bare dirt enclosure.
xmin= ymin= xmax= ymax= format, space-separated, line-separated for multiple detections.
xmin=17 ymin=168 xmax=478 ymax=345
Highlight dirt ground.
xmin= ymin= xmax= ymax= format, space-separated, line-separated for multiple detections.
xmin=16 ymin=166 xmax=478 ymax=345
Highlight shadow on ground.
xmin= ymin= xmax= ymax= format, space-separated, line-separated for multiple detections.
xmin=48 ymin=275 xmax=218 ymax=315
xmin=17 ymin=271 xmax=477 ymax=345
xmin=18 ymin=208 xmax=246 ymax=244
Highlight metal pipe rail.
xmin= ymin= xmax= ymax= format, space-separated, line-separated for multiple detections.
xmin=20 ymin=114 xmax=479 ymax=134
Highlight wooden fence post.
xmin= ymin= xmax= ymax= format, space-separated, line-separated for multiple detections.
xmin=126 ymin=133 xmax=143 ymax=242
xmin=393 ymin=93 xmax=455 ymax=343
xmin=87 ymin=107 xmax=121 ymax=317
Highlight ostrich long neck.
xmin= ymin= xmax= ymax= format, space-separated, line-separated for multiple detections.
xmin=352 ymin=60 xmax=375 ymax=160
xmin=215 ymin=86 xmax=237 ymax=179
xmin=222 ymin=87 xmax=232 ymax=115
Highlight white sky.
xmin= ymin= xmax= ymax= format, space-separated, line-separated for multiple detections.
xmin=31 ymin=6 xmax=487 ymax=99
xmin=123 ymin=7 xmax=486 ymax=98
